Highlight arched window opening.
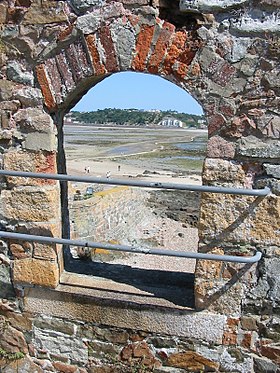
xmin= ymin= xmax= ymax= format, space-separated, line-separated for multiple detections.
xmin=63 ymin=72 xmax=206 ymax=307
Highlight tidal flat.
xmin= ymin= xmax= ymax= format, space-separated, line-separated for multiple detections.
xmin=64 ymin=124 xmax=207 ymax=176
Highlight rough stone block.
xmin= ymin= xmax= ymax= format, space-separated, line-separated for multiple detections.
xmin=68 ymin=0 xmax=104 ymax=15
xmin=237 ymin=136 xmax=280 ymax=158
xmin=4 ymin=150 xmax=57 ymax=186
xmin=0 ymin=322 xmax=28 ymax=353
xmin=24 ymin=132 xmax=57 ymax=151
xmin=202 ymin=159 xmax=247 ymax=187
xmin=263 ymin=163 xmax=280 ymax=179
xmin=22 ymin=0 xmax=68 ymax=24
xmin=199 ymin=193 xmax=280 ymax=246
xmin=0 ymin=264 xmax=15 ymax=299
xmin=13 ymin=258 xmax=59 ymax=288
xmin=207 ymin=136 xmax=236 ymax=159
xmin=33 ymin=325 xmax=88 ymax=363
xmin=0 ymin=4 xmax=7 ymax=24
xmin=167 ymin=351 xmax=219 ymax=371
xmin=6 ymin=61 xmax=34 ymax=86
xmin=13 ymin=108 xmax=55 ymax=133
xmin=1 ymin=187 xmax=60 ymax=222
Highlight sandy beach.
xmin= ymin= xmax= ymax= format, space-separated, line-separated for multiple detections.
xmin=66 ymin=157 xmax=202 ymax=185
xmin=65 ymin=126 xmax=205 ymax=274
xmin=65 ymin=125 xmax=206 ymax=185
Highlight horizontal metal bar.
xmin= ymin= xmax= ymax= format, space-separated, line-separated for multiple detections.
xmin=0 ymin=170 xmax=270 ymax=196
xmin=0 ymin=231 xmax=262 ymax=263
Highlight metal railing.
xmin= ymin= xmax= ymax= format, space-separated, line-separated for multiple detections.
xmin=0 ymin=170 xmax=269 ymax=263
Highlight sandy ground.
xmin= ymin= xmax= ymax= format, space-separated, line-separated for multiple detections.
xmin=68 ymin=157 xmax=201 ymax=274
xmin=67 ymin=157 xmax=202 ymax=186
xmin=66 ymin=128 xmax=203 ymax=274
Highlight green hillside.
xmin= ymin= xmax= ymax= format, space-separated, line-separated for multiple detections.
xmin=68 ymin=108 xmax=206 ymax=128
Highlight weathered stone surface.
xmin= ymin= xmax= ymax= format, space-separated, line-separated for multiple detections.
xmin=121 ymin=341 xmax=161 ymax=369
xmin=1 ymin=187 xmax=60 ymax=222
xmin=76 ymin=12 xmax=102 ymax=34
xmin=237 ymin=136 xmax=280 ymax=158
xmin=13 ymin=108 xmax=55 ymax=133
xmin=9 ymin=242 xmax=32 ymax=260
xmin=24 ymin=132 xmax=57 ymax=151
xmin=33 ymin=326 xmax=88 ymax=363
xmin=4 ymin=150 xmax=57 ymax=186
xmin=34 ymin=315 xmax=75 ymax=335
xmin=248 ymin=257 xmax=280 ymax=308
xmin=207 ymin=136 xmax=235 ymax=159
xmin=202 ymin=159 xmax=247 ymax=187
xmin=13 ymin=258 xmax=59 ymax=288
xmin=68 ymin=0 xmax=104 ymax=15
xmin=0 ymin=80 xmax=18 ymax=101
xmin=22 ymin=0 xmax=68 ymax=24
xmin=2 ymin=356 xmax=43 ymax=373
xmin=254 ymin=356 xmax=279 ymax=373
xmin=6 ymin=61 xmax=34 ymax=86
xmin=0 ymin=264 xmax=15 ymax=299
xmin=14 ymin=87 xmax=43 ymax=108
xmin=0 ymin=2 xmax=280 ymax=372
xmin=199 ymin=193 xmax=280 ymax=245
xmin=167 ymin=351 xmax=219 ymax=371
xmin=0 ymin=322 xmax=28 ymax=354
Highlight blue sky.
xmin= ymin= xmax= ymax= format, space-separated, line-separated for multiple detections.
xmin=73 ymin=72 xmax=203 ymax=115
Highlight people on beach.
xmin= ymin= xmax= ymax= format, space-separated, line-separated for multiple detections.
xmin=106 ymin=171 xmax=111 ymax=179
xmin=118 ymin=165 xmax=121 ymax=172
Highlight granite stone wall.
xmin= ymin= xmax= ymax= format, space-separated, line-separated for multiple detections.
xmin=0 ymin=0 xmax=279 ymax=371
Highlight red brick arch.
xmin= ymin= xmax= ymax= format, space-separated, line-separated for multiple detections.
xmin=36 ymin=19 xmax=204 ymax=114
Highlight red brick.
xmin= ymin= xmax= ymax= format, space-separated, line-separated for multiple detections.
xmin=260 ymin=345 xmax=280 ymax=365
xmin=55 ymin=51 xmax=75 ymax=92
xmin=85 ymin=34 xmax=106 ymax=76
xmin=148 ymin=21 xmax=175 ymax=74
xmin=174 ymin=62 xmax=189 ymax=80
xmin=132 ymin=25 xmax=155 ymax=71
xmin=99 ymin=25 xmax=118 ymax=73
xmin=66 ymin=41 xmax=92 ymax=82
xmin=35 ymin=64 xmax=57 ymax=111
xmin=45 ymin=58 xmax=63 ymax=105
xmin=223 ymin=331 xmax=237 ymax=345
xmin=57 ymin=24 xmax=74 ymax=41
xmin=163 ymin=31 xmax=188 ymax=75
xmin=240 ymin=332 xmax=252 ymax=349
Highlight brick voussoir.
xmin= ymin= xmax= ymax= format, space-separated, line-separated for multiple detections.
xmin=147 ymin=21 xmax=176 ymax=74
xmin=35 ymin=64 xmax=57 ymax=111
xmin=85 ymin=34 xmax=106 ymax=76
xmin=132 ymin=24 xmax=155 ymax=72
xmin=99 ymin=25 xmax=119 ymax=73
xmin=162 ymin=31 xmax=188 ymax=75
xmin=55 ymin=51 xmax=76 ymax=93
xmin=65 ymin=40 xmax=93 ymax=83
xmin=45 ymin=58 xmax=63 ymax=105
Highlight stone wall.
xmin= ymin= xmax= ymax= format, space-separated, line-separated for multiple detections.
xmin=0 ymin=0 xmax=279 ymax=372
